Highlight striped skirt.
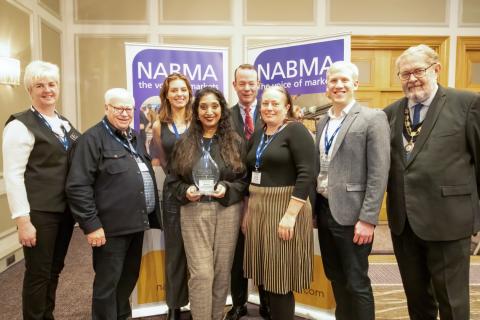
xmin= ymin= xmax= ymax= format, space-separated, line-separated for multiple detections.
xmin=244 ymin=185 xmax=313 ymax=294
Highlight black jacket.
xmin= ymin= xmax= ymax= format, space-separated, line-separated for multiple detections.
xmin=66 ymin=117 xmax=161 ymax=237
xmin=384 ymin=85 xmax=480 ymax=241
xmin=230 ymin=102 xmax=262 ymax=140
xmin=168 ymin=135 xmax=248 ymax=207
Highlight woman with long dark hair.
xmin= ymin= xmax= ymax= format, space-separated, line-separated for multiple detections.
xmin=169 ymin=87 xmax=248 ymax=320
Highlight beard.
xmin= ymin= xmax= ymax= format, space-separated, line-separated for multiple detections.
xmin=403 ymin=78 xmax=436 ymax=103
xmin=406 ymin=87 xmax=430 ymax=103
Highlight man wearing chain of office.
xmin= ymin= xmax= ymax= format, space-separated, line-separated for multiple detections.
xmin=384 ymin=44 xmax=480 ymax=320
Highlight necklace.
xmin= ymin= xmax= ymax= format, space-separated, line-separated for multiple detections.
xmin=403 ymin=107 xmax=422 ymax=152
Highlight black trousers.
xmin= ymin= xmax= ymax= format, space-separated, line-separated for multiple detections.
xmin=230 ymin=230 xmax=269 ymax=309
xmin=230 ymin=230 xmax=248 ymax=306
xmin=91 ymin=231 xmax=144 ymax=320
xmin=316 ymin=195 xmax=374 ymax=320
xmin=162 ymin=187 xmax=189 ymax=309
xmin=392 ymin=220 xmax=470 ymax=320
xmin=22 ymin=210 xmax=74 ymax=320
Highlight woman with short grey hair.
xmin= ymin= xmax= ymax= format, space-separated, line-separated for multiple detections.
xmin=2 ymin=60 xmax=80 ymax=319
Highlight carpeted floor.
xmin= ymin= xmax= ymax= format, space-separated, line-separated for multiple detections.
xmin=1 ymin=227 xmax=480 ymax=319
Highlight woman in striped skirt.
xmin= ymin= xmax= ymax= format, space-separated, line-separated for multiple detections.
xmin=243 ymin=85 xmax=315 ymax=320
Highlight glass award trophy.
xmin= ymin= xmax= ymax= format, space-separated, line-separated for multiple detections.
xmin=192 ymin=149 xmax=220 ymax=195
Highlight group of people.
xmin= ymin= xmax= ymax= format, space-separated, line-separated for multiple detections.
xmin=3 ymin=43 xmax=479 ymax=320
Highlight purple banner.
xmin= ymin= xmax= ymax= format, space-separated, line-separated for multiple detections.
xmin=128 ymin=47 xmax=226 ymax=130
xmin=253 ymin=38 xmax=345 ymax=95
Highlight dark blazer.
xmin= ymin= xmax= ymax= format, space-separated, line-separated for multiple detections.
xmin=314 ymin=103 xmax=390 ymax=226
xmin=230 ymin=102 xmax=262 ymax=140
xmin=384 ymin=85 xmax=480 ymax=241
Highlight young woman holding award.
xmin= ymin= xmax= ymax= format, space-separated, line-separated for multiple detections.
xmin=242 ymin=85 xmax=315 ymax=320
xmin=168 ymin=87 xmax=248 ymax=320
xmin=150 ymin=73 xmax=193 ymax=320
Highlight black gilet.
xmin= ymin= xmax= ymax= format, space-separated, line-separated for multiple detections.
xmin=6 ymin=109 xmax=80 ymax=213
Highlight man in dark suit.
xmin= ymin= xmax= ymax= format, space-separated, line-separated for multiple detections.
xmin=230 ymin=64 xmax=261 ymax=140
xmin=225 ymin=64 xmax=269 ymax=320
xmin=314 ymin=61 xmax=390 ymax=320
xmin=384 ymin=44 xmax=480 ymax=320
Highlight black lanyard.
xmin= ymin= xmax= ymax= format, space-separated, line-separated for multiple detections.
xmin=324 ymin=117 xmax=346 ymax=155
xmin=102 ymin=119 xmax=138 ymax=156
xmin=254 ymin=124 xmax=285 ymax=170
xmin=31 ymin=107 xmax=69 ymax=150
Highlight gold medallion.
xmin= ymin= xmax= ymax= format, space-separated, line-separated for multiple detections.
xmin=405 ymin=142 xmax=414 ymax=152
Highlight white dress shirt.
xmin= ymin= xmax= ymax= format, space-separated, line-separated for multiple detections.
xmin=316 ymin=100 xmax=356 ymax=198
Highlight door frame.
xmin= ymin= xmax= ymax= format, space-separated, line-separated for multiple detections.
xmin=352 ymin=35 xmax=450 ymax=86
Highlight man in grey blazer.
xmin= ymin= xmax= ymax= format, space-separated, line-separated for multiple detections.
xmin=384 ymin=44 xmax=480 ymax=319
xmin=314 ymin=61 xmax=390 ymax=320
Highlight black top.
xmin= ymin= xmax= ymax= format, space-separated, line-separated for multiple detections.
xmin=161 ymin=123 xmax=177 ymax=158
xmin=168 ymin=135 xmax=248 ymax=207
xmin=66 ymin=117 xmax=161 ymax=237
xmin=7 ymin=109 xmax=80 ymax=213
xmin=246 ymin=121 xmax=315 ymax=200
xmin=161 ymin=122 xmax=186 ymax=168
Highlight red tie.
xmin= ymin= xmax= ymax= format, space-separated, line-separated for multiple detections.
xmin=244 ymin=105 xmax=254 ymax=140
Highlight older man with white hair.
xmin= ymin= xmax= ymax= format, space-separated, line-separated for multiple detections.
xmin=384 ymin=44 xmax=480 ymax=320
xmin=66 ymin=88 xmax=161 ymax=319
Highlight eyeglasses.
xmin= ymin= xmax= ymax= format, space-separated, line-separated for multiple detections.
xmin=108 ymin=104 xmax=135 ymax=115
xmin=398 ymin=63 xmax=436 ymax=81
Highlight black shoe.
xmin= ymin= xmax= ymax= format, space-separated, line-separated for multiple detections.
xmin=259 ymin=305 xmax=271 ymax=319
xmin=224 ymin=305 xmax=248 ymax=320
xmin=167 ymin=308 xmax=181 ymax=320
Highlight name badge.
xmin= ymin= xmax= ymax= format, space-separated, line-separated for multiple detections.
xmin=251 ymin=171 xmax=261 ymax=184
xmin=320 ymin=153 xmax=329 ymax=173
xmin=137 ymin=162 xmax=149 ymax=172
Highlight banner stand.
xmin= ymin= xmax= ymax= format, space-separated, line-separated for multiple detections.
xmin=126 ymin=43 xmax=229 ymax=317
